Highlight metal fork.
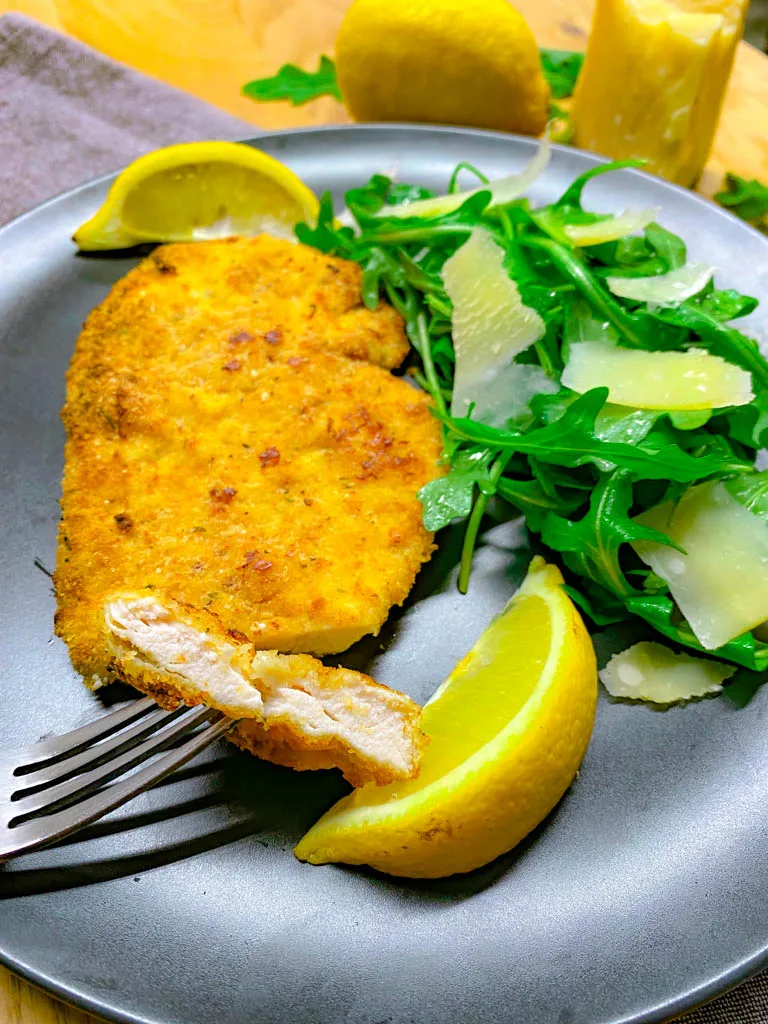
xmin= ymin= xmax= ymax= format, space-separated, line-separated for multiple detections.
xmin=0 ymin=697 xmax=235 ymax=860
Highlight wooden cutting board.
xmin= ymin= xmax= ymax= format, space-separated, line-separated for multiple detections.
xmin=2 ymin=2 xmax=768 ymax=1023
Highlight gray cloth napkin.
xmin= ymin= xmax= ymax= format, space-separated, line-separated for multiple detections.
xmin=0 ymin=12 xmax=254 ymax=225
xmin=0 ymin=11 xmax=765 ymax=1024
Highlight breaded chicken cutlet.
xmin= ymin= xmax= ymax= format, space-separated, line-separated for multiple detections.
xmin=55 ymin=235 xmax=444 ymax=786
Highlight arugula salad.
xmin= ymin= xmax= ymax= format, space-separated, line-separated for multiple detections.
xmin=297 ymin=141 xmax=768 ymax=700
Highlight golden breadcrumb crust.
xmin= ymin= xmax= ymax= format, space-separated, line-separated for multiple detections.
xmin=54 ymin=236 xmax=443 ymax=782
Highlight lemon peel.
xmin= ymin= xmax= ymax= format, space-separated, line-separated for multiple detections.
xmin=294 ymin=558 xmax=597 ymax=878
xmin=73 ymin=141 xmax=319 ymax=250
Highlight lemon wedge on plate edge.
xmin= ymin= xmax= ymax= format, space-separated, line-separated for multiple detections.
xmin=295 ymin=558 xmax=597 ymax=878
xmin=73 ymin=141 xmax=319 ymax=250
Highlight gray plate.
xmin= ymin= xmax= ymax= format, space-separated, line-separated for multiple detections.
xmin=2 ymin=125 xmax=768 ymax=1024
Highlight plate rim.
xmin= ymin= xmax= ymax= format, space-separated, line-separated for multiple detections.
xmin=2 ymin=122 xmax=768 ymax=1024
xmin=1 ymin=122 xmax=764 ymax=246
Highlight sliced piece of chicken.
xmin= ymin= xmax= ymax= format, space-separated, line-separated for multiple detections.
xmin=105 ymin=595 xmax=426 ymax=787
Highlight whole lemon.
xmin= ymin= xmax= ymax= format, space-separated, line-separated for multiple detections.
xmin=335 ymin=0 xmax=550 ymax=136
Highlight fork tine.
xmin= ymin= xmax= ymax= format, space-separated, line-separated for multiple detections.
xmin=15 ymin=704 xmax=186 ymax=787
xmin=14 ymin=696 xmax=158 ymax=767
xmin=0 ymin=717 xmax=234 ymax=860
xmin=10 ymin=706 xmax=219 ymax=820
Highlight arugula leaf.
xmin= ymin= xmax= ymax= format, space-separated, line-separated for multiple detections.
xmin=613 ymin=235 xmax=659 ymax=267
xmin=667 ymin=410 xmax=712 ymax=431
xmin=497 ymin=475 xmax=583 ymax=532
xmin=635 ymin=568 xmax=670 ymax=594
xmin=538 ymin=48 xmax=583 ymax=142
xmin=725 ymin=470 xmax=768 ymax=520
xmin=717 ymin=391 xmax=768 ymax=449
xmin=385 ymin=287 xmax=450 ymax=413
xmin=295 ymin=191 xmax=356 ymax=256
xmin=418 ymin=451 xmax=492 ymax=531
xmin=552 ymin=160 xmax=645 ymax=214
xmin=644 ymin=223 xmax=686 ymax=270
xmin=362 ymin=192 xmax=490 ymax=246
xmin=541 ymin=471 xmax=679 ymax=599
xmin=697 ymin=288 xmax=758 ymax=322
xmin=456 ymin=451 xmax=514 ymax=592
xmin=563 ymin=583 xmax=630 ymax=626
xmin=626 ymin=593 xmax=768 ymax=671
xmin=356 ymin=240 xmax=449 ymax=314
xmin=671 ymin=430 xmax=750 ymax=472
xmin=346 ymin=174 xmax=436 ymax=222
xmin=359 ymin=247 xmax=398 ymax=309
xmin=534 ymin=389 xmax=660 ymax=447
xmin=297 ymin=161 xmax=768 ymax=662
xmin=518 ymin=234 xmax=655 ymax=350
xmin=445 ymin=389 xmax=749 ymax=481
xmin=646 ymin=301 xmax=768 ymax=389
xmin=501 ymin=239 xmax=563 ymax=324
xmin=547 ymin=102 xmax=575 ymax=145
xmin=721 ymin=669 xmax=768 ymax=709
xmin=345 ymin=175 xmax=395 ymax=220
xmin=539 ymin=48 xmax=584 ymax=99
xmin=562 ymin=295 xmax=619 ymax=349
xmin=447 ymin=162 xmax=490 ymax=192
xmin=715 ymin=173 xmax=768 ymax=228
xmin=242 ymin=55 xmax=342 ymax=105
xmin=588 ymin=235 xmax=665 ymax=278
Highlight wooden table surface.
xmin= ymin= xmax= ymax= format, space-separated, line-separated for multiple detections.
xmin=3 ymin=1 xmax=768 ymax=1022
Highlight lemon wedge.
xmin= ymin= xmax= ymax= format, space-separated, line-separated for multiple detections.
xmin=294 ymin=558 xmax=597 ymax=878
xmin=73 ymin=141 xmax=319 ymax=250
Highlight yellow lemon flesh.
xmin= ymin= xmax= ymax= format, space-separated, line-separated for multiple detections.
xmin=295 ymin=558 xmax=597 ymax=878
xmin=73 ymin=141 xmax=319 ymax=250
xmin=572 ymin=0 xmax=748 ymax=185
xmin=334 ymin=0 xmax=549 ymax=136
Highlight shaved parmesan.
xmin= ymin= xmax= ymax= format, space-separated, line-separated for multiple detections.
xmin=600 ymin=642 xmax=734 ymax=704
xmin=379 ymin=138 xmax=551 ymax=220
xmin=562 ymin=341 xmax=753 ymax=410
xmin=564 ymin=207 xmax=661 ymax=246
xmin=633 ymin=481 xmax=768 ymax=650
xmin=606 ymin=263 xmax=714 ymax=304
xmin=442 ymin=227 xmax=546 ymax=418
xmin=469 ymin=363 xmax=558 ymax=429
